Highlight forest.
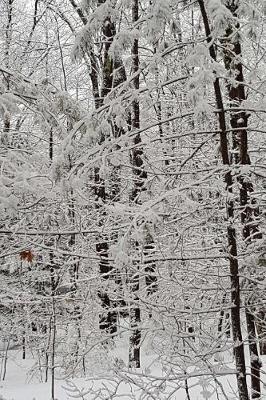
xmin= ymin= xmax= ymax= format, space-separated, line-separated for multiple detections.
xmin=0 ymin=0 xmax=265 ymax=399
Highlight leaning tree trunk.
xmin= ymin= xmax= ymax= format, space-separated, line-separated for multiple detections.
xmin=198 ymin=1 xmax=249 ymax=399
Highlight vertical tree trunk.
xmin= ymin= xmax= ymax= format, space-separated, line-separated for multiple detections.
xmin=143 ymin=238 xmax=157 ymax=296
xmin=245 ymin=309 xmax=261 ymax=399
xmin=69 ymin=0 xmax=118 ymax=334
xmin=70 ymin=0 xmax=128 ymax=334
xmin=95 ymin=0 xmax=128 ymax=334
xmin=217 ymin=293 xmax=227 ymax=340
xmin=256 ymin=310 xmax=266 ymax=355
xmin=50 ymin=295 xmax=56 ymax=400
xmin=44 ymin=320 xmax=51 ymax=383
xmin=198 ymin=1 xmax=249 ymax=399
xmin=1 ymin=329 xmax=11 ymax=381
xmin=223 ymin=2 xmax=262 ymax=397
xmin=2 ymin=0 xmax=14 ymax=144
xmin=129 ymin=0 xmax=142 ymax=369
xmin=68 ymin=0 xmax=101 ymax=109
xmin=22 ymin=331 xmax=26 ymax=360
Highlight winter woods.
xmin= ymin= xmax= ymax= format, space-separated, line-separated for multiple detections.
xmin=0 ymin=0 xmax=266 ymax=399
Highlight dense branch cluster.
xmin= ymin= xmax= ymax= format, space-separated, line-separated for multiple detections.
xmin=0 ymin=0 xmax=265 ymax=399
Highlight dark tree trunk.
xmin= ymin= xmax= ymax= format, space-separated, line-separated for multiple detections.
xmin=245 ymin=309 xmax=262 ymax=398
xmin=68 ymin=0 xmax=101 ymax=109
xmin=217 ymin=293 xmax=227 ymax=340
xmin=2 ymin=0 xmax=13 ymax=145
xmin=198 ymin=1 xmax=249 ymax=399
xmin=68 ymin=0 xmax=117 ymax=334
xmin=129 ymin=0 xmax=141 ymax=369
xmin=22 ymin=333 xmax=26 ymax=360
xmin=92 ymin=0 xmax=128 ymax=334
xmin=223 ymin=2 xmax=262 ymax=397
xmin=256 ymin=310 xmax=266 ymax=355
xmin=95 ymin=164 xmax=117 ymax=333
xmin=70 ymin=0 xmax=129 ymax=334
xmin=143 ymin=240 xmax=157 ymax=295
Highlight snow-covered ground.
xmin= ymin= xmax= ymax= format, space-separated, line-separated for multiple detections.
xmin=1 ymin=349 xmax=265 ymax=400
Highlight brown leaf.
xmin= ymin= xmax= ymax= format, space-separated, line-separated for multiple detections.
xmin=20 ymin=250 xmax=34 ymax=263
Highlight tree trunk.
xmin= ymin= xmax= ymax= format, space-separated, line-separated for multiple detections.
xmin=129 ymin=0 xmax=141 ymax=369
xmin=70 ymin=0 xmax=129 ymax=334
xmin=198 ymin=1 xmax=249 ymax=399
xmin=93 ymin=0 xmax=128 ymax=334
xmin=223 ymin=2 xmax=262 ymax=397
xmin=51 ymin=296 xmax=56 ymax=400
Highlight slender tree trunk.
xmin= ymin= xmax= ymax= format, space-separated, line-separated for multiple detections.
xmin=198 ymin=1 xmax=249 ymax=399
xmin=128 ymin=0 xmax=142 ymax=369
xmin=51 ymin=296 xmax=56 ymax=400
xmin=143 ymin=238 xmax=157 ymax=296
xmin=223 ymin=2 xmax=262 ymax=397
xmin=1 ymin=331 xmax=11 ymax=381
xmin=2 ymin=0 xmax=14 ymax=144
xmin=48 ymin=248 xmax=58 ymax=400
xmin=245 ymin=309 xmax=261 ymax=399
xmin=217 ymin=293 xmax=227 ymax=339
xmin=22 ymin=331 xmax=26 ymax=360
xmin=69 ymin=0 xmax=101 ymax=108
xmin=44 ymin=320 xmax=51 ymax=383
xmin=256 ymin=311 xmax=266 ymax=355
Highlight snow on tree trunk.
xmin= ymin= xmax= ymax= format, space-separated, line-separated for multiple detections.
xmin=198 ymin=1 xmax=249 ymax=399
xmin=223 ymin=2 xmax=262 ymax=396
xmin=129 ymin=0 xmax=141 ymax=369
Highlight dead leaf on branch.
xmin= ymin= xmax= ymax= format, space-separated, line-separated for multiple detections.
xmin=20 ymin=250 xmax=34 ymax=263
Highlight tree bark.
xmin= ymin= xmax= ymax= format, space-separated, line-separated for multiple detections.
xmin=70 ymin=0 xmax=129 ymax=334
xmin=223 ymin=2 xmax=262 ymax=397
xmin=198 ymin=1 xmax=249 ymax=399
xmin=129 ymin=0 xmax=141 ymax=369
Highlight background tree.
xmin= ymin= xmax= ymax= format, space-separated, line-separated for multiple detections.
xmin=0 ymin=1 xmax=265 ymax=399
